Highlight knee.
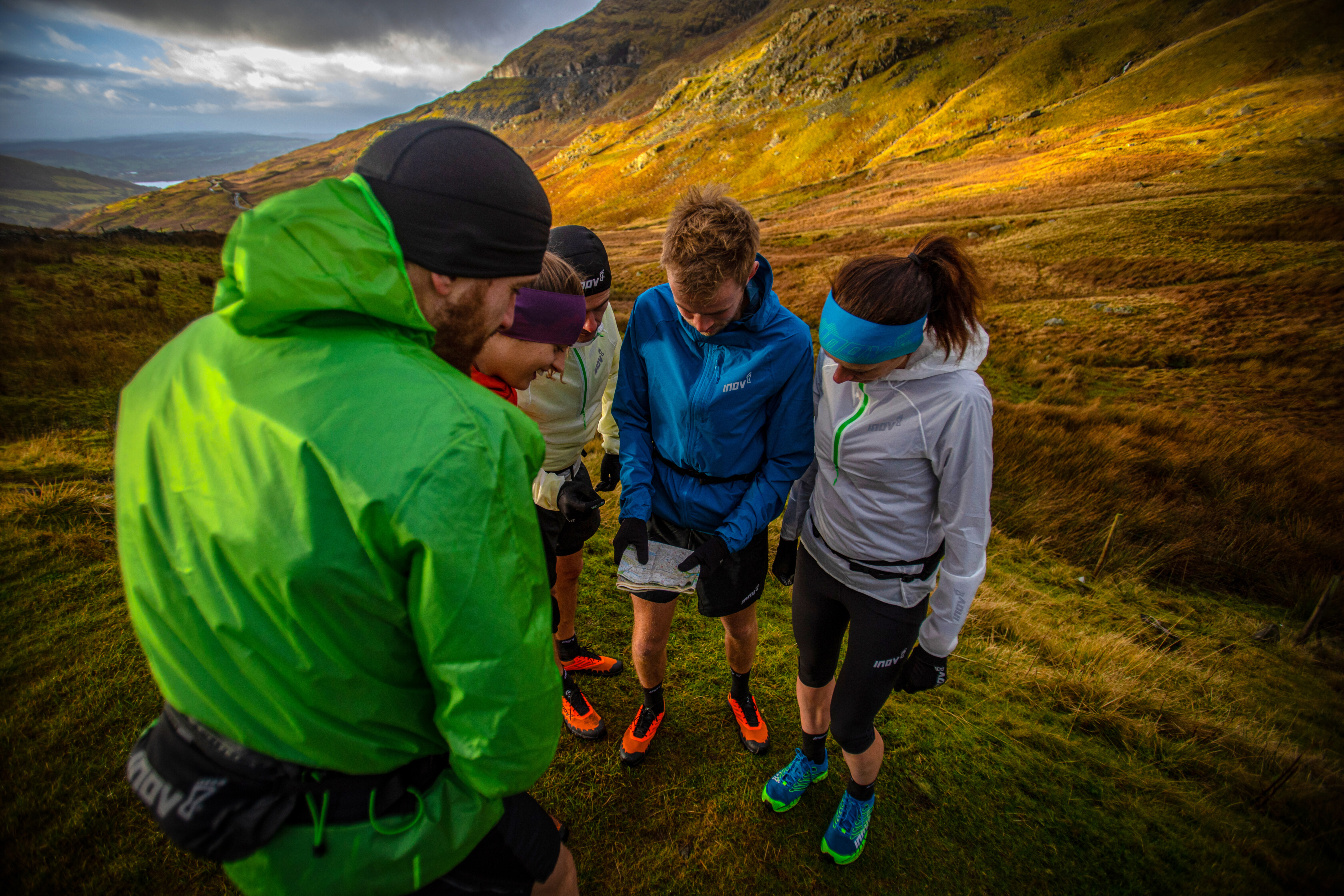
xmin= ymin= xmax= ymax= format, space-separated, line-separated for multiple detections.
xmin=632 ymin=635 xmax=666 ymax=662
xmin=831 ymin=713 xmax=876 ymax=755
xmin=797 ymin=659 xmax=832 ymax=691
xmin=533 ymin=844 xmax=578 ymax=896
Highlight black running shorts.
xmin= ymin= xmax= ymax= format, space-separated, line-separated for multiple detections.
xmin=635 ymin=515 xmax=768 ymax=618
xmin=414 ymin=792 xmax=562 ymax=896
xmin=535 ymin=463 xmax=603 ymax=587
xmin=792 ymin=543 xmax=928 ymax=755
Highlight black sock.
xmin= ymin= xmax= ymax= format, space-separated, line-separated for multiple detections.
xmin=730 ymin=668 xmax=751 ymax=703
xmin=561 ymin=669 xmax=578 ymax=696
xmin=846 ymin=778 xmax=876 ymax=802
xmin=557 ymin=635 xmax=580 ymax=662
xmin=643 ymin=683 xmax=664 ymax=715
xmin=801 ymin=729 xmax=828 ymax=764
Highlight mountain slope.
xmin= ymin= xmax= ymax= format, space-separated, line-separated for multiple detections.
xmin=69 ymin=0 xmax=1343 ymax=234
xmin=0 ymin=155 xmax=151 ymax=228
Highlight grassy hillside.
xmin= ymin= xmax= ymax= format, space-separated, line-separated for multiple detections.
xmin=0 ymin=156 xmax=151 ymax=228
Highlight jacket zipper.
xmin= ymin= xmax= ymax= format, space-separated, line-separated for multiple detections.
xmin=832 ymin=383 xmax=868 ymax=485
xmin=574 ymin=347 xmax=590 ymax=426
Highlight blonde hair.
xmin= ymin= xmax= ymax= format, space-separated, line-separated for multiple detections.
xmin=534 ymin=251 xmax=583 ymax=295
xmin=660 ymin=185 xmax=760 ymax=305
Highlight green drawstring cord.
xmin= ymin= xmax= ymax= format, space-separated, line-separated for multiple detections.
xmin=304 ymin=773 xmax=329 ymax=857
xmin=367 ymin=786 xmax=425 ymax=836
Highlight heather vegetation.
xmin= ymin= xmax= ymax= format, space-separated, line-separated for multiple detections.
xmin=4 ymin=0 xmax=1343 ymax=892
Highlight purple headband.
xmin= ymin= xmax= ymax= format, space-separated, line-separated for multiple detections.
xmin=505 ymin=288 xmax=586 ymax=345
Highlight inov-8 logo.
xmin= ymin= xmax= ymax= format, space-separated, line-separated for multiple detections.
xmin=127 ymin=749 xmax=226 ymax=821
xmin=722 ymin=372 xmax=752 ymax=393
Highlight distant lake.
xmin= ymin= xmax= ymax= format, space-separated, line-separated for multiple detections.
xmin=135 ymin=181 xmax=181 ymax=189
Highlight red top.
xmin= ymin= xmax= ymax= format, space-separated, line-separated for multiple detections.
xmin=470 ymin=367 xmax=517 ymax=406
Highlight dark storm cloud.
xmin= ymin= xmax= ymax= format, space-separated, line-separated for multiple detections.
xmin=21 ymin=1 xmax=594 ymax=52
xmin=0 ymin=49 xmax=111 ymax=79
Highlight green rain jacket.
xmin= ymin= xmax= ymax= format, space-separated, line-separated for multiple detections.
xmin=115 ymin=174 xmax=560 ymax=896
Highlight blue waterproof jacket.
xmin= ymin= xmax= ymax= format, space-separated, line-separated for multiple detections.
xmin=614 ymin=254 xmax=814 ymax=551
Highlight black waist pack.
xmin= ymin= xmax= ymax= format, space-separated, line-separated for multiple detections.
xmin=812 ymin=519 xmax=945 ymax=582
xmin=127 ymin=704 xmax=448 ymax=863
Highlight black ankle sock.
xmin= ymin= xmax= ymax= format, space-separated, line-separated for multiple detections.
xmin=801 ymin=729 xmax=828 ymax=764
xmin=561 ymin=669 xmax=578 ymax=696
xmin=846 ymin=778 xmax=876 ymax=802
xmin=643 ymin=683 xmax=665 ymax=715
xmin=730 ymin=668 xmax=751 ymax=703
xmin=557 ymin=635 xmax=580 ymax=662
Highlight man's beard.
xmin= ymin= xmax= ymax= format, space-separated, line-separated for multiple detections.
xmin=430 ymin=281 xmax=495 ymax=374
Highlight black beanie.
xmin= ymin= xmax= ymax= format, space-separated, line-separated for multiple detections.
xmin=548 ymin=225 xmax=611 ymax=296
xmin=356 ymin=119 xmax=551 ymax=278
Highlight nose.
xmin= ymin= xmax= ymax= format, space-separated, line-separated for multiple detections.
xmin=833 ymin=367 xmax=854 ymax=384
xmin=691 ymin=314 xmax=715 ymax=335
xmin=499 ymin=297 xmax=516 ymax=333
xmin=552 ymin=351 xmax=566 ymax=375
xmin=583 ymin=311 xmax=601 ymax=334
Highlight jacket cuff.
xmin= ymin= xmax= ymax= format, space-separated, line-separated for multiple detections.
xmin=532 ymin=470 xmax=565 ymax=511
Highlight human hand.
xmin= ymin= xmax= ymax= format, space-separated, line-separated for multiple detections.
xmin=613 ymin=517 xmax=649 ymax=565
xmin=772 ymin=538 xmax=798 ymax=586
xmin=595 ymin=452 xmax=621 ymax=491
xmin=897 ymin=645 xmax=948 ymax=694
xmin=557 ymin=478 xmax=604 ymax=522
xmin=677 ymin=534 xmax=730 ymax=577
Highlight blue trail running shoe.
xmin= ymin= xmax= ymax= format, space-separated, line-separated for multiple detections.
xmin=761 ymin=748 xmax=828 ymax=812
xmin=821 ymin=790 xmax=875 ymax=865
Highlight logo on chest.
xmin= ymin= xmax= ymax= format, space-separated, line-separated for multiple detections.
xmin=867 ymin=415 xmax=903 ymax=433
xmin=722 ymin=372 xmax=753 ymax=393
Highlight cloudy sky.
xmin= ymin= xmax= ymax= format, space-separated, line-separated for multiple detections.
xmin=0 ymin=0 xmax=599 ymax=142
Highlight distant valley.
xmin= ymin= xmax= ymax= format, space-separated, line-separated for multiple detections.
xmin=0 ymin=156 xmax=151 ymax=228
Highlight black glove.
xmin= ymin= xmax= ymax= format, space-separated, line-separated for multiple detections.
xmin=556 ymin=477 xmax=604 ymax=523
xmin=613 ymin=517 xmax=649 ymax=565
xmin=897 ymin=645 xmax=948 ymax=694
xmin=772 ymin=538 xmax=798 ymax=586
xmin=595 ymin=452 xmax=621 ymax=491
xmin=677 ymin=534 xmax=730 ymax=577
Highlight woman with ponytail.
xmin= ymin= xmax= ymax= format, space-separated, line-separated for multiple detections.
xmin=761 ymin=235 xmax=993 ymax=865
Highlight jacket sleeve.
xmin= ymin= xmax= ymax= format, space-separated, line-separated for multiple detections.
xmin=779 ymin=350 xmax=824 ymax=541
xmin=598 ymin=315 xmax=621 ymax=457
xmin=398 ymin=419 xmax=560 ymax=799
xmin=613 ymin=303 xmax=656 ymax=521
xmin=715 ymin=336 xmax=815 ymax=552
xmin=918 ymin=385 xmax=994 ymax=658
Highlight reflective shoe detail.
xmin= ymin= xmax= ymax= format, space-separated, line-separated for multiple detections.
xmin=561 ymin=684 xmax=606 ymax=740
xmin=729 ymin=694 xmax=770 ymax=755
xmin=821 ymin=791 xmax=875 ymax=865
xmin=619 ymin=704 xmax=665 ymax=766
xmin=561 ymin=646 xmax=625 ymax=677
xmin=761 ymin=748 xmax=828 ymax=813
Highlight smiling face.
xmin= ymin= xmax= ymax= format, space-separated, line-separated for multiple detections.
xmin=474 ymin=333 xmax=568 ymax=390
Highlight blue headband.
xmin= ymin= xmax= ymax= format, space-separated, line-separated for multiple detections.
xmin=818 ymin=292 xmax=927 ymax=365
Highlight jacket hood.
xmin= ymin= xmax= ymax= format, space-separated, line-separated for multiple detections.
xmin=883 ymin=322 xmax=990 ymax=382
xmin=732 ymin=253 xmax=777 ymax=332
xmin=213 ymin=173 xmax=434 ymax=343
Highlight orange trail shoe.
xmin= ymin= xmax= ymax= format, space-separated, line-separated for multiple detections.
xmin=619 ymin=703 xmax=665 ymax=766
xmin=560 ymin=644 xmax=624 ymax=677
xmin=729 ymin=693 xmax=770 ymax=756
xmin=562 ymin=681 xmax=606 ymax=740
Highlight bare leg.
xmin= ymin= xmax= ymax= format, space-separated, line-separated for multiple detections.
xmin=552 ymin=552 xmax=583 ymax=643
xmin=797 ymin=677 xmax=835 ymax=735
xmin=720 ymin=604 xmax=758 ymax=674
xmin=841 ymin=730 xmax=884 ymax=787
xmin=631 ymin=597 xmax=678 ymax=688
xmin=531 ymin=843 xmax=578 ymax=896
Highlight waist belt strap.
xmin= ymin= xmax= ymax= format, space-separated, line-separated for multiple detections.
xmin=811 ymin=519 xmax=944 ymax=582
xmin=652 ymin=444 xmax=756 ymax=485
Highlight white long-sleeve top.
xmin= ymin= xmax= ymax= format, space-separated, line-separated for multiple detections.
xmin=782 ymin=326 xmax=993 ymax=657
xmin=517 ymin=302 xmax=621 ymax=510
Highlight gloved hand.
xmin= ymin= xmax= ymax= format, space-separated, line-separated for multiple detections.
xmin=772 ymin=537 xmax=798 ymax=586
xmin=595 ymin=452 xmax=621 ymax=491
xmin=897 ymin=645 xmax=948 ymax=694
xmin=677 ymin=534 xmax=730 ymax=577
xmin=613 ymin=517 xmax=649 ymax=565
xmin=557 ymin=477 xmax=604 ymax=523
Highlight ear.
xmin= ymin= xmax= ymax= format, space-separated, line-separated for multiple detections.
xmin=429 ymin=272 xmax=456 ymax=296
xmin=749 ymin=259 xmax=760 ymax=280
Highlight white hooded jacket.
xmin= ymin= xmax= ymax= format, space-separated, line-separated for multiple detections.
xmin=781 ymin=326 xmax=993 ymax=657
xmin=517 ymin=302 xmax=621 ymax=510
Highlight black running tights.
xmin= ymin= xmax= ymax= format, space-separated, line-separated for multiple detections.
xmin=792 ymin=543 xmax=928 ymax=755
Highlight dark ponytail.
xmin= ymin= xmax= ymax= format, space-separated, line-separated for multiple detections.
xmin=832 ymin=234 xmax=985 ymax=360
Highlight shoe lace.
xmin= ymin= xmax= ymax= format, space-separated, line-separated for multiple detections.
xmin=732 ymin=694 xmax=760 ymax=727
xmin=633 ymin=703 xmax=658 ymax=737
xmin=836 ymin=792 xmax=871 ymax=835
xmin=780 ymin=750 xmax=815 ymax=790
xmin=564 ymin=683 xmax=590 ymax=715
